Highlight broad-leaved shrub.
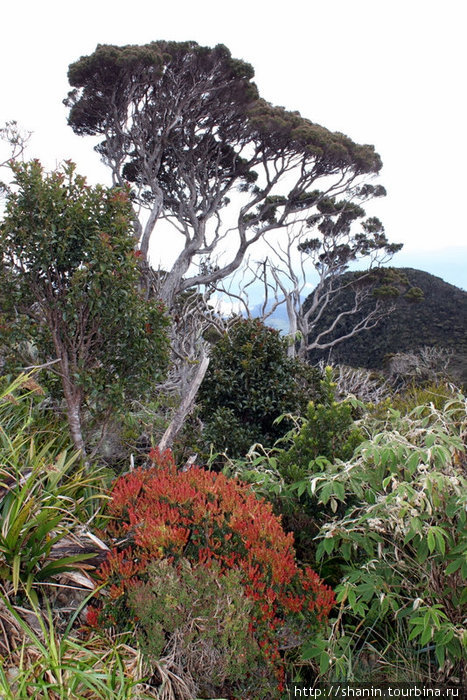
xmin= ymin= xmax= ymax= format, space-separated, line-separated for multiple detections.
xmin=279 ymin=366 xmax=364 ymax=483
xmin=302 ymin=395 xmax=467 ymax=681
xmin=198 ymin=319 xmax=321 ymax=457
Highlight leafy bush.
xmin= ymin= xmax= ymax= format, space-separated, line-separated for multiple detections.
xmin=198 ymin=318 xmax=321 ymax=457
xmin=128 ymin=558 xmax=266 ymax=699
xmin=222 ymin=368 xmax=364 ymax=565
xmin=94 ymin=448 xmax=335 ymax=696
xmin=279 ymin=366 xmax=364 ymax=484
xmin=0 ymin=160 xmax=170 ymax=453
xmin=302 ymin=394 xmax=467 ymax=681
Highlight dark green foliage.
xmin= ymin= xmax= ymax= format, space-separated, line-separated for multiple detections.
xmin=222 ymin=367 xmax=365 ymax=567
xmin=273 ymin=368 xmax=363 ymax=566
xmin=247 ymin=101 xmax=382 ymax=174
xmin=66 ymin=41 xmax=382 ymax=194
xmin=202 ymin=406 xmax=259 ymax=458
xmin=66 ymin=41 xmax=257 ymax=138
xmin=65 ymin=41 xmax=259 ymax=232
xmin=307 ymin=268 xmax=467 ymax=385
xmin=0 ymin=160 xmax=169 ymax=450
xmin=279 ymin=367 xmax=364 ymax=484
xmin=198 ymin=319 xmax=321 ymax=457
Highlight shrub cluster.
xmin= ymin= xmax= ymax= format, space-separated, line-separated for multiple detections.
xmin=92 ymin=448 xmax=335 ymax=696
xmin=279 ymin=366 xmax=364 ymax=483
xmin=128 ymin=559 xmax=264 ymax=698
xmin=198 ymin=318 xmax=322 ymax=457
xmin=301 ymin=394 xmax=467 ymax=679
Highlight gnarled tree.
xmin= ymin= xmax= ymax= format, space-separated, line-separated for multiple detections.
xmin=213 ymin=192 xmax=402 ymax=359
xmin=65 ymin=41 xmax=400 ymax=448
xmin=65 ymin=41 xmax=387 ymax=310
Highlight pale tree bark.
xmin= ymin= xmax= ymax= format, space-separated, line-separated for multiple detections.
xmin=49 ymin=315 xmax=87 ymax=456
xmin=64 ymin=394 xmax=86 ymax=456
xmin=317 ymin=360 xmax=390 ymax=403
xmin=158 ymin=352 xmax=210 ymax=452
xmin=0 ymin=121 xmax=31 ymax=169
xmin=139 ymin=186 xmax=164 ymax=260
xmin=57 ymin=353 xmax=86 ymax=455
xmin=150 ymin=276 xmax=243 ymax=451
xmin=156 ymin=153 xmax=369 ymax=308
xmin=213 ymin=211 xmax=400 ymax=362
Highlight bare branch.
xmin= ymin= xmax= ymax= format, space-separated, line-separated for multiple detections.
xmin=0 ymin=121 xmax=31 ymax=169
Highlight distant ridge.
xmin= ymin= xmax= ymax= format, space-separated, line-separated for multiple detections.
xmin=305 ymin=268 xmax=467 ymax=384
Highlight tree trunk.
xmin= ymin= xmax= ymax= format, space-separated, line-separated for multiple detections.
xmin=158 ymin=353 xmax=210 ymax=452
xmin=66 ymin=398 xmax=86 ymax=455
xmin=160 ymin=251 xmax=193 ymax=309
xmin=139 ymin=188 xmax=164 ymax=261
xmin=52 ymin=335 xmax=86 ymax=456
xmin=285 ymin=295 xmax=298 ymax=359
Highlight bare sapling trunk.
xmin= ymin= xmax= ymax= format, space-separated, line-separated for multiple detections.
xmin=67 ymin=402 xmax=86 ymax=454
xmin=158 ymin=352 xmax=210 ymax=453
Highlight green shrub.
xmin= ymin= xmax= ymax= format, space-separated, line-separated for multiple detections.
xmin=224 ymin=367 xmax=364 ymax=565
xmin=198 ymin=319 xmax=321 ymax=458
xmin=278 ymin=366 xmax=364 ymax=483
xmin=128 ymin=559 xmax=266 ymax=699
xmin=202 ymin=406 xmax=259 ymax=458
xmin=302 ymin=394 xmax=467 ymax=681
xmin=0 ymin=160 xmax=170 ymax=454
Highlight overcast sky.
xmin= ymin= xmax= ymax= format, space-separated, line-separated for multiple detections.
xmin=1 ymin=0 xmax=466 ymax=289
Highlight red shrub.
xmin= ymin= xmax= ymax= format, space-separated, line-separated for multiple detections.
xmin=96 ymin=450 xmax=335 ymax=689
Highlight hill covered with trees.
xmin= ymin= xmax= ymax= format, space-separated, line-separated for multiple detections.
xmin=307 ymin=267 xmax=467 ymax=384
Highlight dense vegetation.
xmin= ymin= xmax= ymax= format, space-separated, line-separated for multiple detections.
xmin=307 ymin=268 xmax=467 ymax=385
xmin=198 ymin=319 xmax=322 ymax=457
xmin=0 ymin=160 xmax=169 ymax=454
xmin=0 ymin=39 xmax=465 ymax=700
xmin=1 ymin=366 xmax=465 ymax=697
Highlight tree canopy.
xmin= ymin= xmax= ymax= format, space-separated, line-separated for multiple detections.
xmin=65 ymin=41 xmax=389 ymax=309
xmin=62 ymin=40 xmax=403 ymax=449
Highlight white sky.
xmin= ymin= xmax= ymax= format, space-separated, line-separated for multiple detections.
xmin=1 ymin=0 xmax=466 ymax=288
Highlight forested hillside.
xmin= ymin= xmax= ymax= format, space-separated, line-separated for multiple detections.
xmin=307 ymin=268 xmax=467 ymax=384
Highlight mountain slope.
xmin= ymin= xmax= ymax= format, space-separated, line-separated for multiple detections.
xmin=306 ymin=268 xmax=467 ymax=383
